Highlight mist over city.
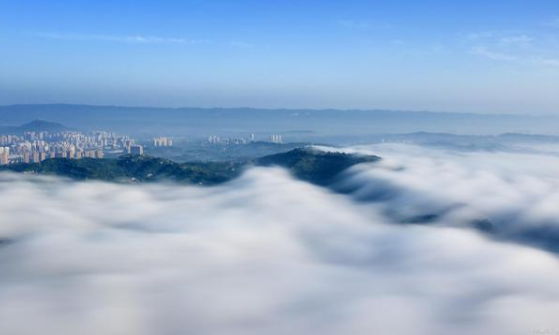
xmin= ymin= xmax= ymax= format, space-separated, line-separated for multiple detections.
xmin=1 ymin=1 xmax=559 ymax=335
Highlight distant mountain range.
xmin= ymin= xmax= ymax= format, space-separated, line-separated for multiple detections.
xmin=1 ymin=104 xmax=557 ymax=138
xmin=0 ymin=148 xmax=380 ymax=186
xmin=0 ymin=120 xmax=70 ymax=135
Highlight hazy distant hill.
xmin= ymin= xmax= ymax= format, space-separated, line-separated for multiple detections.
xmin=0 ymin=104 xmax=557 ymax=138
xmin=0 ymin=148 xmax=380 ymax=186
xmin=0 ymin=120 xmax=70 ymax=135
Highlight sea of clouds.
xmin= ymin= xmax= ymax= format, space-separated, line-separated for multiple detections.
xmin=1 ymin=144 xmax=559 ymax=335
xmin=334 ymin=144 xmax=559 ymax=252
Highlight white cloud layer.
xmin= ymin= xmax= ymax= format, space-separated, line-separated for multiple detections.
xmin=2 ymin=146 xmax=559 ymax=334
xmin=327 ymin=144 xmax=559 ymax=251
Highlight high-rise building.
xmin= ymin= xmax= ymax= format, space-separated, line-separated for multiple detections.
xmin=130 ymin=145 xmax=144 ymax=155
xmin=0 ymin=147 xmax=9 ymax=165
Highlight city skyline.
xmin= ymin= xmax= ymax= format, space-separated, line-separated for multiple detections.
xmin=1 ymin=0 xmax=558 ymax=114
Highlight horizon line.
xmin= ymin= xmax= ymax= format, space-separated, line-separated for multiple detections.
xmin=1 ymin=102 xmax=555 ymax=118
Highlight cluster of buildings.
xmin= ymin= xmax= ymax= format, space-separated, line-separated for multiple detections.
xmin=0 ymin=130 xmax=141 ymax=165
xmin=207 ymin=134 xmax=283 ymax=145
xmin=153 ymin=137 xmax=173 ymax=147
xmin=207 ymin=135 xmax=251 ymax=145
xmin=270 ymin=135 xmax=283 ymax=144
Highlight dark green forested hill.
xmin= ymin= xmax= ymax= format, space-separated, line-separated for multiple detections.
xmin=0 ymin=148 xmax=380 ymax=186
xmin=256 ymin=148 xmax=379 ymax=186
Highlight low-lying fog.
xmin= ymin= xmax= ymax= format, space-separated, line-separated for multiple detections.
xmin=1 ymin=143 xmax=559 ymax=335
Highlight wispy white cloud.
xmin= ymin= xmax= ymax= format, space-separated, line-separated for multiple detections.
xmin=471 ymin=46 xmax=559 ymax=67
xmin=338 ymin=19 xmax=371 ymax=29
xmin=467 ymin=32 xmax=533 ymax=48
xmin=35 ymin=32 xmax=206 ymax=44
xmin=35 ymin=32 xmax=256 ymax=49
xmin=227 ymin=40 xmax=255 ymax=49
xmin=430 ymin=43 xmax=446 ymax=53
xmin=389 ymin=39 xmax=405 ymax=46
xmin=543 ymin=17 xmax=559 ymax=28
xmin=338 ymin=19 xmax=393 ymax=30
xmin=466 ymin=30 xmax=559 ymax=67
xmin=499 ymin=35 xmax=533 ymax=48
xmin=466 ymin=31 xmax=496 ymax=40
xmin=532 ymin=57 xmax=559 ymax=67
xmin=470 ymin=47 xmax=517 ymax=61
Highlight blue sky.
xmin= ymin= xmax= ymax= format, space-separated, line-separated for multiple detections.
xmin=1 ymin=0 xmax=558 ymax=114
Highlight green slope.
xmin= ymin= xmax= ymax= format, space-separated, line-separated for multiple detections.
xmin=1 ymin=148 xmax=380 ymax=186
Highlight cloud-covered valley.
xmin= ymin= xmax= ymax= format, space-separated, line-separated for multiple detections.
xmin=1 ymin=144 xmax=559 ymax=335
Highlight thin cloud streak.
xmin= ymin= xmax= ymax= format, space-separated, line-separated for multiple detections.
xmin=338 ymin=19 xmax=371 ymax=29
xmin=35 ymin=32 xmax=207 ymax=44
xmin=466 ymin=30 xmax=559 ymax=67
xmin=470 ymin=47 xmax=517 ymax=61
xmin=543 ymin=17 xmax=559 ymax=28
xmin=532 ymin=57 xmax=559 ymax=67
xmin=499 ymin=35 xmax=533 ymax=48
xmin=34 ymin=33 xmax=254 ymax=49
xmin=227 ymin=40 xmax=255 ymax=48
xmin=471 ymin=46 xmax=559 ymax=67
xmin=337 ymin=19 xmax=393 ymax=30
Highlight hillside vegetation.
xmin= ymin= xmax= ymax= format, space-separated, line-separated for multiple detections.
xmin=1 ymin=148 xmax=380 ymax=186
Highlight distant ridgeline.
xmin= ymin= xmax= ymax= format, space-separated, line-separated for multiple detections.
xmin=0 ymin=120 xmax=70 ymax=135
xmin=0 ymin=148 xmax=380 ymax=186
xmin=2 ymin=104 xmax=559 ymax=136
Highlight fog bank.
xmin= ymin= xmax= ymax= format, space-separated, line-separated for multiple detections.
xmin=1 ymin=157 xmax=559 ymax=334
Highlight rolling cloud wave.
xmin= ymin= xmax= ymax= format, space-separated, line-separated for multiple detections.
xmin=1 ymin=146 xmax=559 ymax=334
xmin=334 ymin=144 xmax=559 ymax=252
